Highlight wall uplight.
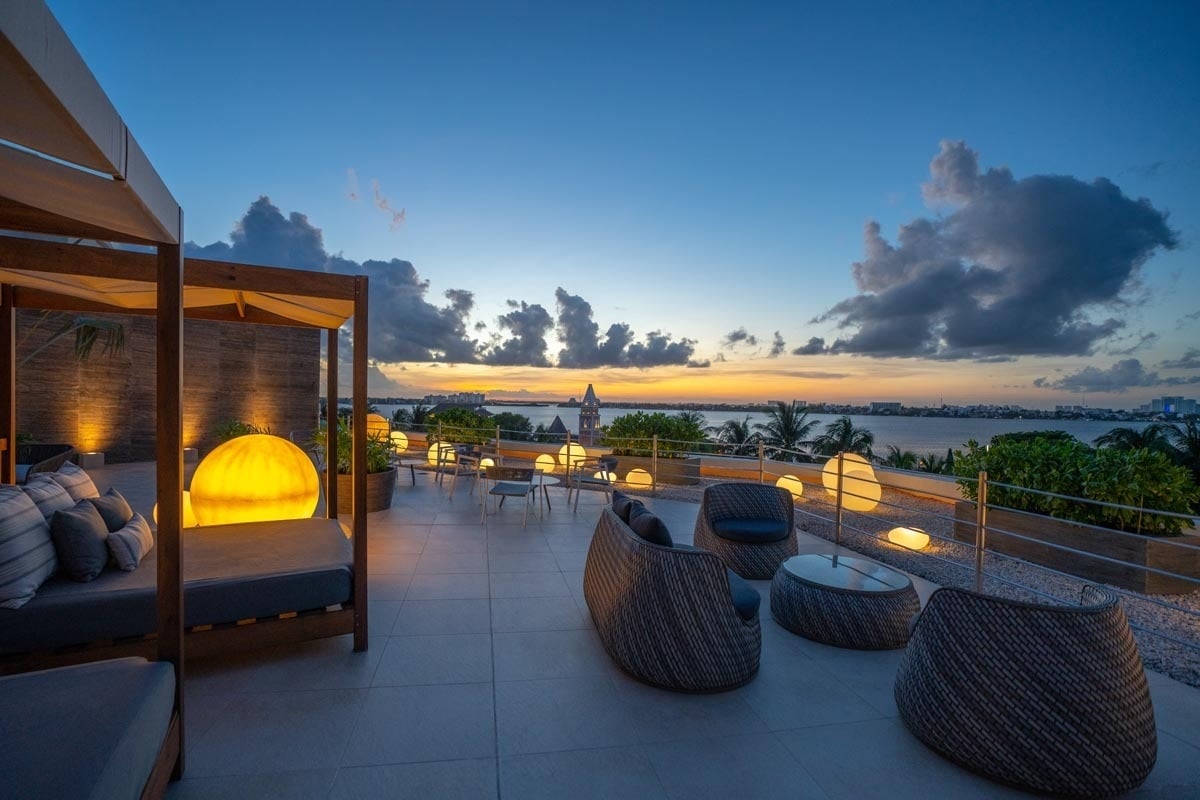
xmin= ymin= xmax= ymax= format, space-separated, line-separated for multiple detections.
xmin=189 ymin=434 xmax=320 ymax=525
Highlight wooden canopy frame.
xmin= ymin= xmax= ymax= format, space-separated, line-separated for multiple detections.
xmin=0 ymin=2 xmax=370 ymax=784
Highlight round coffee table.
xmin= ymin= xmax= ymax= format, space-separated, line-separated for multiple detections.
xmin=770 ymin=554 xmax=920 ymax=649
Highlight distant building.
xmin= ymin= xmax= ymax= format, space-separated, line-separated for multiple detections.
xmin=1141 ymin=396 xmax=1197 ymax=415
xmin=547 ymin=416 xmax=568 ymax=438
xmin=424 ymin=391 xmax=485 ymax=405
xmin=579 ymin=384 xmax=600 ymax=445
xmin=868 ymin=402 xmax=902 ymax=415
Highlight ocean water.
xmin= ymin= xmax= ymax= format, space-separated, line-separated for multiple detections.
xmin=372 ymin=404 xmax=1154 ymax=455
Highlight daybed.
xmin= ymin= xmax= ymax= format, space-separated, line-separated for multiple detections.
xmin=15 ymin=443 xmax=76 ymax=483
xmin=1 ymin=517 xmax=354 ymax=668
xmin=583 ymin=494 xmax=761 ymax=692
xmin=0 ymin=657 xmax=179 ymax=799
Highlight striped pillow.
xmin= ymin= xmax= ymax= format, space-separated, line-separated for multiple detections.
xmin=22 ymin=474 xmax=75 ymax=522
xmin=107 ymin=513 xmax=154 ymax=571
xmin=48 ymin=461 xmax=99 ymax=502
xmin=0 ymin=485 xmax=58 ymax=609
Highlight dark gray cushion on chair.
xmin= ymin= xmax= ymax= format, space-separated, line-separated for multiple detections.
xmin=612 ymin=491 xmax=638 ymax=523
xmin=726 ymin=568 xmax=761 ymax=621
xmin=87 ymin=488 xmax=134 ymax=533
xmin=50 ymin=501 xmax=110 ymax=582
xmin=711 ymin=518 xmax=790 ymax=543
xmin=628 ymin=505 xmax=673 ymax=547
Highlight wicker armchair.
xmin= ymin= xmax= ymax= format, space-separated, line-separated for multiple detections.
xmin=583 ymin=506 xmax=761 ymax=692
xmin=894 ymin=586 xmax=1157 ymax=798
xmin=693 ymin=483 xmax=796 ymax=579
xmin=15 ymin=443 xmax=76 ymax=483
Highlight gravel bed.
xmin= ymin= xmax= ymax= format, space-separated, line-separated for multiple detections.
xmin=633 ymin=479 xmax=1200 ymax=687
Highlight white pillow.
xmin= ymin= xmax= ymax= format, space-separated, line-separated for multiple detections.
xmin=106 ymin=513 xmax=155 ymax=571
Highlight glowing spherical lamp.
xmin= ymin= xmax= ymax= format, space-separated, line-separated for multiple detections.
xmin=594 ymin=470 xmax=617 ymax=482
xmin=535 ymin=453 xmax=557 ymax=473
xmin=821 ymin=453 xmax=873 ymax=496
xmin=366 ymin=413 xmax=390 ymax=440
xmin=888 ymin=526 xmax=930 ymax=550
xmin=840 ymin=467 xmax=881 ymax=512
xmin=153 ymin=490 xmax=199 ymax=528
xmin=190 ymin=434 xmax=319 ymax=525
xmin=389 ymin=430 xmax=409 ymax=453
xmin=428 ymin=442 xmax=456 ymax=465
xmin=625 ymin=468 xmax=653 ymax=488
xmin=480 ymin=457 xmax=496 ymax=468
xmin=775 ymin=474 xmax=804 ymax=499
xmin=558 ymin=442 xmax=587 ymax=467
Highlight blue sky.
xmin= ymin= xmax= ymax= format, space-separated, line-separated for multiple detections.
xmin=46 ymin=1 xmax=1200 ymax=407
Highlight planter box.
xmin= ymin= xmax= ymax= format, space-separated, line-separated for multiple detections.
xmin=611 ymin=455 xmax=701 ymax=486
xmin=953 ymin=501 xmax=1199 ymax=595
xmin=336 ymin=468 xmax=396 ymax=514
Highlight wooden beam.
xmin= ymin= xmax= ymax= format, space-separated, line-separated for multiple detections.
xmin=0 ymin=196 xmax=160 ymax=245
xmin=0 ymin=283 xmax=14 ymax=484
xmin=352 ymin=276 xmax=368 ymax=652
xmin=234 ymin=291 xmax=246 ymax=318
xmin=325 ymin=328 xmax=338 ymax=518
xmin=154 ymin=220 xmax=185 ymax=779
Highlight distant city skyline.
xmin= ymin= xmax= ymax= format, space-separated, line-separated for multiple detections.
xmin=47 ymin=1 xmax=1200 ymax=409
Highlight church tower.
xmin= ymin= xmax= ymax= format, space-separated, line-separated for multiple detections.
xmin=579 ymin=384 xmax=600 ymax=445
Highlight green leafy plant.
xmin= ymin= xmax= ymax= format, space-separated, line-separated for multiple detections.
xmin=310 ymin=423 xmax=392 ymax=474
xmin=954 ymin=434 xmax=1198 ymax=536
xmin=490 ymin=412 xmax=534 ymax=441
xmin=602 ymin=411 xmax=708 ymax=457
xmin=215 ymin=420 xmax=273 ymax=443
xmin=425 ymin=407 xmax=490 ymax=445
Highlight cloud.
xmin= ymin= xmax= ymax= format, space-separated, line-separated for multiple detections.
xmin=1033 ymin=358 xmax=1200 ymax=393
xmin=1161 ymin=348 xmax=1200 ymax=370
xmin=722 ymin=328 xmax=758 ymax=348
xmin=1106 ymin=331 xmax=1159 ymax=356
xmin=816 ymin=140 xmax=1178 ymax=360
xmin=553 ymin=287 xmax=698 ymax=368
xmin=483 ymin=301 xmax=553 ymax=366
xmin=792 ymin=336 xmax=827 ymax=356
xmin=781 ymin=370 xmax=850 ymax=380
xmin=371 ymin=179 xmax=406 ymax=230
xmin=768 ymin=331 xmax=785 ymax=358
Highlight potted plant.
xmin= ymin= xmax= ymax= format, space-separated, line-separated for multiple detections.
xmin=312 ymin=423 xmax=396 ymax=513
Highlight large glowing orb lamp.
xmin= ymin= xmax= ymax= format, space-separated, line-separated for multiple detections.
xmin=428 ymin=442 xmax=456 ymax=465
xmin=190 ymin=434 xmax=319 ymax=525
xmin=775 ymin=474 xmax=804 ymax=499
xmin=625 ymin=468 xmax=653 ymax=488
xmin=888 ymin=526 xmax=930 ymax=550
xmin=559 ymin=442 xmax=587 ymax=468
xmin=821 ymin=453 xmax=873 ymax=495
xmin=389 ymin=430 xmax=409 ymax=453
xmin=535 ymin=453 xmax=557 ymax=473
xmin=840 ymin=468 xmax=881 ymax=512
xmin=366 ymin=413 xmax=390 ymax=440
xmin=153 ymin=490 xmax=199 ymax=528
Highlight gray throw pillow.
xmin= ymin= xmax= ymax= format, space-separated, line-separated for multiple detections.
xmin=628 ymin=504 xmax=673 ymax=547
xmin=87 ymin=488 xmax=134 ymax=533
xmin=22 ymin=474 xmax=75 ymax=522
xmin=50 ymin=500 xmax=110 ymax=582
xmin=49 ymin=461 xmax=100 ymax=502
xmin=612 ymin=491 xmax=640 ymax=523
xmin=0 ymin=486 xmax=57 ymax=608
xmin=107 ymin=513 xmax=154 ymax=571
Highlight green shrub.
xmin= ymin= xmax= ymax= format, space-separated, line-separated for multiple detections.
xmin=309 ymin=423 xmax=392 ymax=474
xmin=215 ymin=420 xmax=272 ymax=443
xmin=425 ymin=407 xmax=490 ymax=445
xmin=954 ymin=435 xmax=1198 ymax=536
xmin=602 ymin=411 xmax=708 ymax=457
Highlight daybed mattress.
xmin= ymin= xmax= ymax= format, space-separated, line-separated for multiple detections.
xmin=0 ymin=656 xmax=174 ymax=799
xmin=0 ymin=518 xmax=352 ymax=653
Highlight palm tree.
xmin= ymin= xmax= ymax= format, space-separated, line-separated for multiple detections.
xmin=754 ymin=401 xmax=819 ymax=462
xmin=811 ymin=416 xmax=875 ymax=459
xmin=391 ymin=402 xmax=430 ymax=431
xmin=1093 ymin=424 xmax=1173 ymax=454
xmin=712 ymin=416 xmax=760 ymax=456
xmin=1165 ymin=419 xmax=1200 ymax=484
xmin=677 ymin=410 xmax=707 ymax=430
xmin=18 ymin=311 xmax=125 ymax=366
xmin=918 ymin=451 xmax=948 ymax=474
xmin=882 ymin=445 xmax=917 ymax=470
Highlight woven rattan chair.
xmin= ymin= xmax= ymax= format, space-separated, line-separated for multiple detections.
xmin=894 ymin=585 xmax=1157 ymax=798
xmin=15 ymin=443 xmax=76 ymax=483
xmin=583 ymin=506 xmax=761 ymax=692
xmin=693 ymin=483 xmax=796 ymax=579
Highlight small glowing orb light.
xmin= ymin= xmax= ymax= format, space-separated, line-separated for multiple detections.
xmin=821 ymin=453 xmax=873 ymax=495
xmin=625 ymin=468 xmax=653 ymax=488
xmin=480 ymin=457 xmax=496 ymax=468
xmin=152 ymin=490 xmax=199 ymax=528
xmin=389 ymin=430 xmax=409 ymax=453
xmin=840 ymin=468 xmax=881 ymax=512
xmin=190 ymin=434 xmax=319 ymax=525
xmin=428 ymin=442 xmax=456 ymax=465
xmin=535 ymin=453 xmax=557 ymax=473
xmin=593 ymin=470 xmax=617 ymax=482
xmin=558 ymin=442 xmax=587 ymax=467
xmin=888 ymin=526 xmax=930 ymax=550
xmin=775 ymin=474 xmax=804 ymax=499
xmin=365 ymin=413 xmax=390 ymax=440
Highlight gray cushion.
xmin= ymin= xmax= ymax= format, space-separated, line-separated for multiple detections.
xmin=15 ymin=464 xmax=31 ymax=482
xmin=612 ymin=491 xmax=638 ymax=523
xmin=0 ymin=657 xmax=174 ymax=800
xmin=50 ymin=501 xmax=110 ymax=582
xmin=87 ymin=488 xmax=134 ymax=533
xmin=628 ymin=505 xmax=673 ymax=547
xmin=0 ymin=486 xmax=57 ymax=609
xmin=0 ymin=518 xmax=353 ymax=653
xmin=725 ymin=568 xmax=761 ymax=621
xmin=711 ymin=518 xmax=791 ymax=544
xmin=21 ymin=474 xmax=75 ymax=522
xmin=48 ymin=461 xmax=99 ymax=502
xmin=107 ymin=513 xmax=154 ymax=571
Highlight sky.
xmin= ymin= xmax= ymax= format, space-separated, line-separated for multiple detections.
xmin=45 ymin=0 xmax=1200 ymax=409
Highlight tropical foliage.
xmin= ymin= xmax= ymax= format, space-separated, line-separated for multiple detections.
xmin=753 ymin=401 xmax=818 ymax=462
xmin=602 ymin=411 xmax=708 ymax=457
xmin=881 ymin=446 xmax=918 ymax=470
xmin=392 ymin=402 xmax=430 ymax=430
xmin=310 ymin=423 xmax=393 ymax=474
xmin=19 ymin=311 xmax=126 ymax=366
xmin=426 ymin=407 xmax=491 ymax=445
xmin=711 ymin=415 xmax=761 ymax=456
xmin=810 ymin=416 xmax=875 ymax=459
xmin=214 ymin=420 xmax=273 ymax=443
xmin=1093 ymin=423 xmax=1174 ymax=454
xmin=490 ymin=411 xmax=535 ymax=441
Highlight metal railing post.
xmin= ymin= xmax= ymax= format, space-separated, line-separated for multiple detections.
xmin=651 ymin=435 xmax=658 ymax=491
xmin=758 ymin=440 xmax=765 ymax=484
xmin=974 ymin=470 xmax=988 ymax=593
xmin=834 ymin=451 xmax=845 ymax=552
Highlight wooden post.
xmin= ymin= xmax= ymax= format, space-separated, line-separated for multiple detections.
xmin=974 ymin=471 xmax=988 ymax=593
xmin=325 ymin=329 xmax=338 ymax=518
xmin=651 ymin=434 xmax=658 ymax=491
xmin=0 ymin=284 xmax=14 ymax=484
xmin=351 ymin=276 xmax=369 ymax=651
xmin=757 ymin=440 xmax=765 ymax=485
xmin=155 ymin=224 xmax=185 ymax=778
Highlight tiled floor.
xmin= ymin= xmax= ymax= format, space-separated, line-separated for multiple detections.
xmin=86 ymin=463 xmax=1200 ymax=799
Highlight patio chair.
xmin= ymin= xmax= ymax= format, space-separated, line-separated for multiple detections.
xmin=693 ymin=483 xmax=796 ymax=579
xmin=481 ymin=465 xmax=537 ymax=526
xmin=15 ymin=443 xmax=76 ymax=484
xmin=568 ymin=455 xmax=618 ymax=511
xmin=894 ymin=585 xmax=1157 ymax=798
xmin=447 ymin=449 xmax=481 ymax=500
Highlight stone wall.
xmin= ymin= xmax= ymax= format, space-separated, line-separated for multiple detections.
xmin=15 ymin=310 xmax=320 ymax=462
